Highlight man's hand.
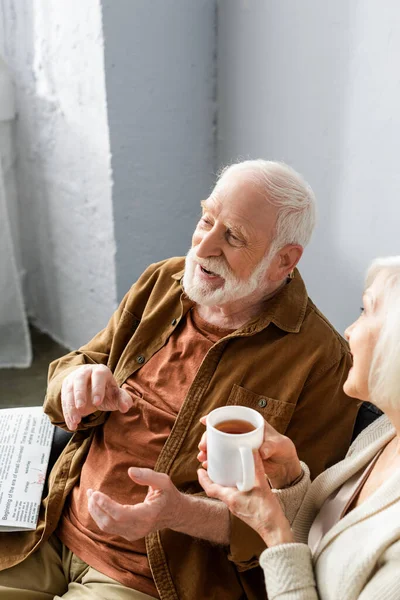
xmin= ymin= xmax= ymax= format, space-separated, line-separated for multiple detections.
xmin=61 ymin=364 xmax=133 ymax=430
xmin=198 ymin=452 xmax=294 ymax=547
xmin=87 ymin=467 xmax=184 ymax=542
xmin=197 ymin=415 xmax=302 ymax=489
xmin=88 ymin=467 xmax=231 ymax=545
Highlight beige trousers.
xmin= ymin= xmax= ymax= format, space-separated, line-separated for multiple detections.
xmin=0 ymin=534 xmax=156 ymax=599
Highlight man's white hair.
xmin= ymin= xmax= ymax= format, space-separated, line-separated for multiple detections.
xmin=217 ymin=159 xmax=316 ymax=254
xmin=365 ymin=256 xmax=400 ymax=410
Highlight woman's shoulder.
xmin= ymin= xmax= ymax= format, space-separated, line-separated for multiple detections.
xmin=347 ymin=413 xmax=394 ymax=458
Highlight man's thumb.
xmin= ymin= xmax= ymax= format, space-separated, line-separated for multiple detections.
xmin=128 ymin=467 xmax=169 ymax=489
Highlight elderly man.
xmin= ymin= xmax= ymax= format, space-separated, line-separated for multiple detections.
xmin=0 ymin=160 xmax=358 ymax=599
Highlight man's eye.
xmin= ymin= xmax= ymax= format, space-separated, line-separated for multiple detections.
xmin=200 ymin=217 xmax=212 ymax=227
xmin=227 ymin=232 xmax=243 ymax=246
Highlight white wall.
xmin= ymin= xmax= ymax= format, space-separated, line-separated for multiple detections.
xmin=0 ymin=0 xmax=117 ymax=349
xmin=0 ymin=57 xmax=31 ymax=367
xmin=218 ymin=0 xmax=400 ymax=334
xmin=101 ymin=0 xmax=217 ymax=299
xmin=0 ymin=59 xmax=21 ymax=272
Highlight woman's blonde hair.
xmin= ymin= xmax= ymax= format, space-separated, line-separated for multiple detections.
xmin=366 ymin=256 xmax=400 ymax=408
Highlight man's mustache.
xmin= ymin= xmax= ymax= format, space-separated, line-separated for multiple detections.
xmin=188 ymin=251 xmax=233 ymax=280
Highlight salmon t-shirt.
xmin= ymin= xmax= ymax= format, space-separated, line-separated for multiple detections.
xmin=57 ymin=309 xmax=231 ymax=597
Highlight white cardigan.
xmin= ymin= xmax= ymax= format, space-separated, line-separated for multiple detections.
xmin=260 ymin=416 xmax=400 ymax=599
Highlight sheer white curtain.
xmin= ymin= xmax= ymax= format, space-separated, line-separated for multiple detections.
xmin=0 ymin=56 xmax=31 ymax=367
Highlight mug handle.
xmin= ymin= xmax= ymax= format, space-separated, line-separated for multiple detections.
xmin=237 ymin=446 xmax=255 ymax=492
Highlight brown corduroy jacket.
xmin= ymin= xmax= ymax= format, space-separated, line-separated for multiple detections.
xmin=0 ymin=257 xmax=359 ymax=600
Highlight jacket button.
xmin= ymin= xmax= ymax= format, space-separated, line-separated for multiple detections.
xmin=136 ymin=355 xmax=145 ymax=364
xmin=171 ymin=318 xmax=177 ymax=326
xmin=258 ymin=398 xmax=267 ymax=408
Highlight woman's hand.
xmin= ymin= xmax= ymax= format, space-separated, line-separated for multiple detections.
xmin=197 ymin=416 xmax=302 ymax=489
xmin=198 ymin=451 xmax=294 ymax=547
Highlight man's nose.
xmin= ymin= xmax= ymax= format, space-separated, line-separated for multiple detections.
xmin=195 ymin=228 xmax=222 ymax=259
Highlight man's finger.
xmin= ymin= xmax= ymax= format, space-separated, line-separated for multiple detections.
xmin=89 ymin=491 xmax=124 ymax=520
xmin=199 ymin=416 xmax=207 ymax=426
xmin=72 ymin=367 xmax=92 ymax=409
xmin=61 ymin=379 xmax=80 ymax=430
xmin=87 ymin=493 xmax=145 ymax=542
xmin=128 ymin=467 xmax=170 ymax=490
xmin=90 ymin=366 xmax=109 ymax=407
xmin=88 ymin=495 xmax=117 ymax=532
xmin=118 ymin=388 xmax=134 ymax=413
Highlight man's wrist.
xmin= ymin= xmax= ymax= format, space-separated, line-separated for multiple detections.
xmin=165 ymin=489 xmax=189 ymax=532
xmin=168 ymin=492 xmax=230 ymax=545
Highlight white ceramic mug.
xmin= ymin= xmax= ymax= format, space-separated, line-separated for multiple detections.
xmin=206 ymin=405 xmax=264 ymax=492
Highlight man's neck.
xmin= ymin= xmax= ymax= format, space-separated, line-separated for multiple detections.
xmin=195 ymin=279 xmax=288 ymax=330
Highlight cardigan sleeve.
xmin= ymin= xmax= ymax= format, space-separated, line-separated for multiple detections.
xmin=272 ymin=462 xmax=311 ymax=525
xmin=260 ymin=543 xmax=319 ymax=599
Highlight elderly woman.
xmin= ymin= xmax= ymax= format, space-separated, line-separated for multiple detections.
xmin=198 ymin=256 xmax=400 ymax=600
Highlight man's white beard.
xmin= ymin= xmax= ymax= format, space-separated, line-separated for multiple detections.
xmin=182 ymin=247 xmax=272 ymax=307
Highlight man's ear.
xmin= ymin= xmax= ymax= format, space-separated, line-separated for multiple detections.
xmin=269 ymin=245 xmax=303 ymax=282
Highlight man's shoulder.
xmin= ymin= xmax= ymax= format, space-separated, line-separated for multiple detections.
xmin=141 ymin=256 xmax=185 ymax=278
xmin=128 ymin=256 xmax=185 ymax=290
xmin=116 ymin=257 xmax=185 ymax=318
xmin=122 ymin=257 xmax=185 ymax=308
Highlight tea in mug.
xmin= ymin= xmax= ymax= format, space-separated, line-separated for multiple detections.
xmin=214 ymin=419 xmax=256 ymax=435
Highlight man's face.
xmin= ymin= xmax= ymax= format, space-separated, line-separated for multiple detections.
xmin=183 ymin=173 xmax=278 ymax=306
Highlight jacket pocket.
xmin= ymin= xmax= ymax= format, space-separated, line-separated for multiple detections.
xmin=227 ymin=384 xmax=295 ymax=434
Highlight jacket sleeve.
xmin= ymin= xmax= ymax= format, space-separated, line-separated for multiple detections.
xmin=259 ymin=543 xmax=319 ymax=600
xmin=43 ymin=288 xmax=133 ymax=429
xmin=228 ymin=463 xmax=311 ymax=569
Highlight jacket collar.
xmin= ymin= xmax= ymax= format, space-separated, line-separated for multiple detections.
xmin=172 ymin=267 xmax=309 ymax=335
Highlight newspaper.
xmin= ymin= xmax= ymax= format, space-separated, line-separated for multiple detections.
xmin=0 ymin=406 xmax=54 ymax=531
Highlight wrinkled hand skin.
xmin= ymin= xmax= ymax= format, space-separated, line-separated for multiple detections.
xmin=61 ymin=364 xmax=133 ymax=430
xmin=87 ymin=467 xmax=184 ymax=542
xmin=198 ymin=451 xmax=294 ymax=547
xmin=197 ymin=415 xmax=302 ymax=489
